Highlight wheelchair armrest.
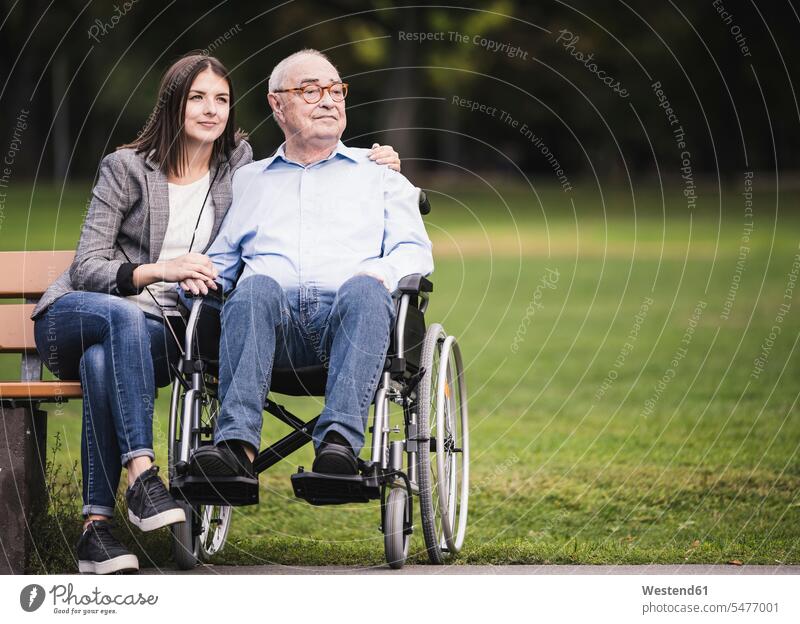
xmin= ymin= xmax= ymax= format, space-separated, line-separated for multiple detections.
xmin=395 ymin=274 xmax=433 ymax=295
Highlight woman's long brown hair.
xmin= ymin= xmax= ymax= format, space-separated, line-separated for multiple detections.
xmin=120 ymin=52 xmax=246 ymax=176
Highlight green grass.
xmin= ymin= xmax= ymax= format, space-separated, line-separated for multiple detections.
xmin=2 ymin=179 xmax=799 ymax=570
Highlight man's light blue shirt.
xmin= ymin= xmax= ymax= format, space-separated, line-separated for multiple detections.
xmin=206 ymin=141 xmax=433 ymax=295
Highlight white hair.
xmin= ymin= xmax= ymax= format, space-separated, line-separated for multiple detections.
xmin=268 ymin=49 xmax=338 ymax=92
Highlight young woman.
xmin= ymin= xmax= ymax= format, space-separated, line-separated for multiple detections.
xmin=31 ymin=52 xmax=400 ymax=574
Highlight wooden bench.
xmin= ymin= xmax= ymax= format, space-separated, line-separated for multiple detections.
xmin=0 ymin=250 xmax=82 ymax=573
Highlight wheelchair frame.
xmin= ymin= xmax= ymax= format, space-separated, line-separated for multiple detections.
xmin=167 ymin=274 xmax=468 ymax=569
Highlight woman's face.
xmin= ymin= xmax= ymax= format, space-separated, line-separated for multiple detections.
xmin=183 ymin=67 xmax=230 ymax=146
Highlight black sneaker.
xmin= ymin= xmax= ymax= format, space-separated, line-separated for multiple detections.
xmin=125 ymin=465 xmax=186 ymax=531
xmin=312 ymin=431 xmax=359 ymax=475
xmin=189 ymin=440 xmax=255 ymax=479
xmin=76 ymin=520 xmax=139 ymax=574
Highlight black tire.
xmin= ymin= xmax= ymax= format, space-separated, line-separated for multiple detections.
xmin=171 ymin=500 xmax=200 ymax=570
xmin=384 ymin=487 xmax=410 ymax=569
xmin=416 ymin=323 xmax=447 ymax=564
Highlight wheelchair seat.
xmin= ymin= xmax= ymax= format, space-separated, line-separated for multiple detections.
xmin=271 ymin=364 xmax=328 ymax=396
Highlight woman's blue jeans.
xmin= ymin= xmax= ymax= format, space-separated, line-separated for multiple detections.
xmin=34 ymin=291 xmax=176 ymax=517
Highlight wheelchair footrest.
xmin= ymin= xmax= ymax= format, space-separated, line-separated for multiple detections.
xmin=171 ymin=474 xmax=259 ymax=507
xmin=291 ymin=470 xmax=381 ymax=506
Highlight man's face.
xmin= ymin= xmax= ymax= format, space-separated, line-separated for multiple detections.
xmin=269 ymin=55 xmax=347 ymax=146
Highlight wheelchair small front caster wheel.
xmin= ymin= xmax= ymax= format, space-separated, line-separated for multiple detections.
xmin=383 ymin=487 xmax=410 ymax=569
xmin=171 ymin=500 xmax=200 ymax=570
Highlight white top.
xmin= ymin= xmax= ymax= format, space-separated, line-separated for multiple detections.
xmin=128 ymin=171 xmax=215 ymax=317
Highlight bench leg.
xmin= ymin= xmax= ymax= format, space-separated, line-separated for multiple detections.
xmin=0 ymin=404 xmax=47 ymax=574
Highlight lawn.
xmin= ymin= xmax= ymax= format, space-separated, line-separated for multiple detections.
xmin=2 ymin=178 xmax=799 ymax=571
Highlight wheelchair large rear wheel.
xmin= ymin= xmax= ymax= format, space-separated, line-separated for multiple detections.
xmin=416 ymin=324 xmax=469 ymax=564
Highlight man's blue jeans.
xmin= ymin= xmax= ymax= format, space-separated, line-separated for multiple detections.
xmin=215 ymin=274 xmax=396 ymax=455
xmin=33 ymin=292 xmax=176 ymax=517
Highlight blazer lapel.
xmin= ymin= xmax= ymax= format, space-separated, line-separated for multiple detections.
xmin=145 ymin=155 xmax=170 ymax=262
xmin=204 ymin=160 xmax=232 ymax=251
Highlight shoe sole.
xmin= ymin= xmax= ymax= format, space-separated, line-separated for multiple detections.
xmin=190 ymin=448 xmax=252 ymax=479
xmin=78 ymin=554 xmax=139 ymax=574
xmin=313 ymin=445 xmax=359 ymax=475
xmin=128 ymin=506 xmax=186 ymax=532
xmin=190 ymin=454 xmax=237 ymax=477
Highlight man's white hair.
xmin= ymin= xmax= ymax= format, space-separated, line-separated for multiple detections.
xmin=268 ymin=49 xmax=338 ymax=92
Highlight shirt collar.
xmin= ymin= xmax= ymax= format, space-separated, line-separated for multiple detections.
xmin=263 ymin=140 xmax=358 ymax=170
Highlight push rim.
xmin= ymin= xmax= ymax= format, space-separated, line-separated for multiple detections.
xmin=435 ymin=336 xmax=469 ymax=553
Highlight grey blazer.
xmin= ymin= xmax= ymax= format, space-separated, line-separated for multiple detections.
xmin=32 ymin=140 xmax=253 ymax=319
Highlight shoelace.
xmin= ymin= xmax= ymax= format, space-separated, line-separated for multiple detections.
xmin=139 ymin=467 xmax=176 ymax=508
xmin=89 ymin=522 xmax=124 ymax=552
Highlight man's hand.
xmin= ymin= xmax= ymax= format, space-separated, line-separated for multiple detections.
xmin=180 ymin=276 xmax=217 ymax=296
xmin=168 ymin=253 xmax=218 ymax=295
xmin=368 ymin=143 xmax=401 ymax=172
xmin=356 ymin=271 xmax=390 ymax=291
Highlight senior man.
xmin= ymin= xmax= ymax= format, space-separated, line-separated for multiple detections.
xmin=189 ymin=49 xmax=433 ymax=480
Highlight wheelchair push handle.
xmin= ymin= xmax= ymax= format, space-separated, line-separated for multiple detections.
xmin=418 ymin=189 xmax=431 ymax=215
xmin=182 ymin=282 xmax=224 ymax=303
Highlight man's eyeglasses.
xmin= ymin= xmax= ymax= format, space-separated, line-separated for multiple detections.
xmin=272 ymin=82 xmax=348 ymax=104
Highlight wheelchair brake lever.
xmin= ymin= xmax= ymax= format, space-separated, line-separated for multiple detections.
xmin=401 ymin=366 xmax=426 ymax=398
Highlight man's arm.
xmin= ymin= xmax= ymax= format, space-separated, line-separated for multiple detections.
xmin=359 ymin=168 xmax=434 ymax=292
xmin=182 ymin=166 xmax=252 ymax=296
xmin=176 ymin=214 xmax=243 ymax=305
xmin=205 ymin=205 xmax=246 ymax=294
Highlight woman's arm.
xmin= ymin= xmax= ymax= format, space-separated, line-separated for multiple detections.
xmin=69 ymin=151 xmax=142 ymax=296
xmin=69 ymin=151 xmax=218 ymax=297
xmin=134 ymin=253 xmax=217 ymax=290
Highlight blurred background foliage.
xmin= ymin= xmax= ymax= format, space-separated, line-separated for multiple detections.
xmin=0 ymin=0 xmax=797 ymax=184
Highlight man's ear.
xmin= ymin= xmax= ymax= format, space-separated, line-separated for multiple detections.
xmin=268 ymin=92 xmax=284 ymax=124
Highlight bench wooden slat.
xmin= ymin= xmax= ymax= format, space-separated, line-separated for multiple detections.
xmin=0 ymin=250 xmax=74 ymax=297
xmin=0 ymin=303 xmax=37 ymax=353
xmin=0 ymin=251 xmax=84 ymax=400
xmin=0 ymin=381 xmax=82 ymax=399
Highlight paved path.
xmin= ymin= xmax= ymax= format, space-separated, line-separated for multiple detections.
xmin=145 ymin=564 xmax=800 ymax=575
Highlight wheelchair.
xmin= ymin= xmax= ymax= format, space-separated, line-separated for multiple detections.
xmin=166 ymin=193 xmax=469 ymax=570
